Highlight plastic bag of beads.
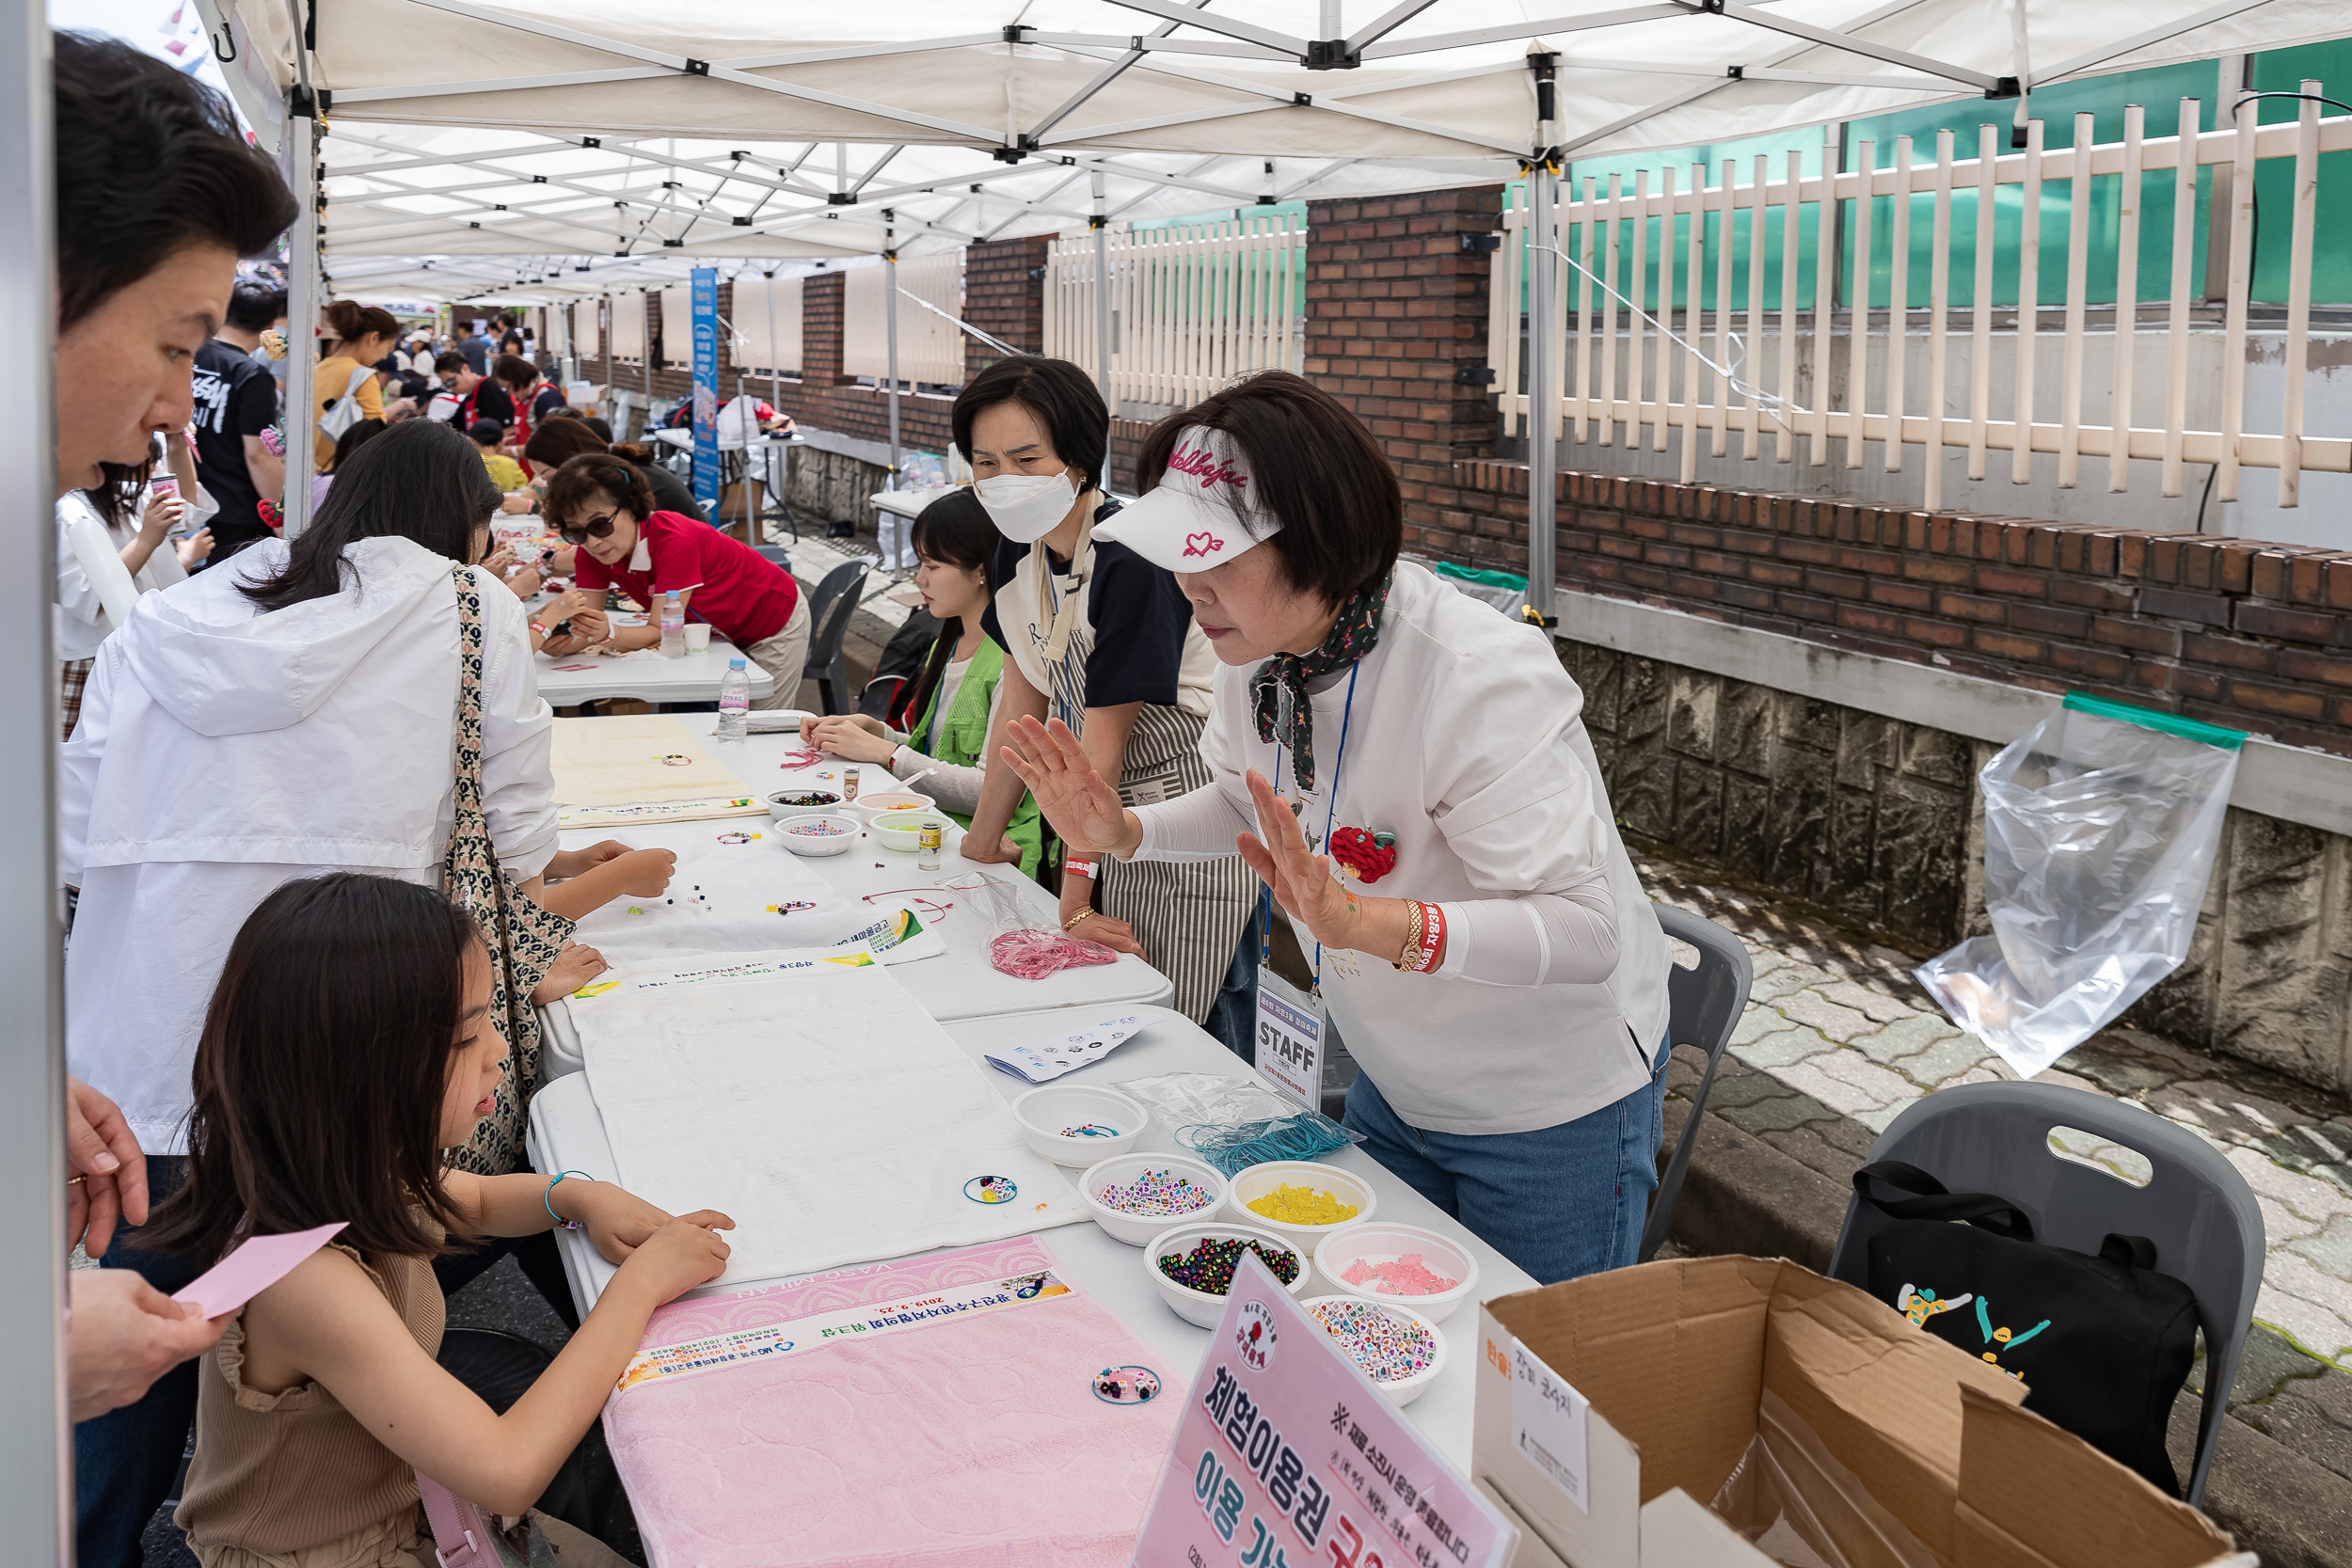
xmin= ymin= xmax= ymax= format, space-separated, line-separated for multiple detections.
xmin=965 ymin=874 xmax=1118 ymax=980
xmin=1113 ymin=1071 xmax=1364 ymax=1177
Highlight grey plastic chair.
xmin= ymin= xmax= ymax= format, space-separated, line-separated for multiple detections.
xmin=1640 ymin=903 xmax=1755 ymax=1262
xmin=1827 ymin=1080 xmax=2264 ymax=1507
xmin=801 ymin=557 xmax=872 ymax=715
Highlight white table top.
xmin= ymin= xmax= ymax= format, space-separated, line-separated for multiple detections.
xmin=867 ymin=483 xmax=960 ymax=520
xmin=651 ymin=428 xmax=803 ymax=451
xmin=527 ymin=1003 xmax=1537 ymax=1470
xmin=534 ymin=641 xmax=775 ymax=706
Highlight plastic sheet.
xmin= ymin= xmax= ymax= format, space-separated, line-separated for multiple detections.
xmin=1915 ymin=694 xmax=2242 ymax=1079
xmin=1707 ymin=1389 xmax=1935 ymax=1568
xmin=967 ymin=874 xmax=1119 ymax=980
xmin=1114 ymin=1071 xmax=1364 ymax=1176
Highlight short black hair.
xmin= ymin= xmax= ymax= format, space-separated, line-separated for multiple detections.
xmin=53 ymin=32 xmax=295 ymax=331
xmin=434 ymin=351 xmax=469 ymax=375
xmin=1138 ymin=371 xmax=1401 ymax=607
xmin=239 ymin=420 xmax=500 ymax=612
xmin=544 ymin=451 xmax=654 ymax=528
xmin=492 ymin=353 xmax=538 ymax=390
xmin=225 ymin=279 xmax=287 ymax=333
xmin=951 ymin=356 xmax=1107 ymax=492
xmin=468 ymin=420 xmax=504 ymax=447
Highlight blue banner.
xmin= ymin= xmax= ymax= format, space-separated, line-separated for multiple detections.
xmin=690 ymin=267 xmax=720 ymax=514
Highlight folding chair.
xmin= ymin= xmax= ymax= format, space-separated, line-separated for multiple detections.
xmin=1640 ymin=903 xmax=1754 ymax=1261
xmin=801 ymin=558 xmax=872 ymax=715
xmin=1827 ymin=1080 xmax=2265 ymax=1506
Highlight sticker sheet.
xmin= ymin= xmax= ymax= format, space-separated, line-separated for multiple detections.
xmin=983 ymin=1011 xmax=1152 ymax=1084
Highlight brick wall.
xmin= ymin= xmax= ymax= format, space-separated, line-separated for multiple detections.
xmin=963 ymin=236 xmax=1048 ymax=378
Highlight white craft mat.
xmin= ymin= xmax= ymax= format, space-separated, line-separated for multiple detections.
xmin=574 ymin=951 xmax=1087 ymax=1283
xmin=549 ymin=714 xmax=751 ymax=805
xmin=556 ymin=819 xmax=864 ymax=968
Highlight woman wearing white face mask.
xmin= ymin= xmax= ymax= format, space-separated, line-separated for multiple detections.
xmin=954 ymin=357 xmax=1257 ymax=1037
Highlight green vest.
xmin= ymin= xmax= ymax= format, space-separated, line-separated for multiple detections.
xmin=911 ymin=636 xmax=1044 ymax=879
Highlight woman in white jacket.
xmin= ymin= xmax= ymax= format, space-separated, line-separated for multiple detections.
xmin=56 ymin=429 xmax=215 ymax=738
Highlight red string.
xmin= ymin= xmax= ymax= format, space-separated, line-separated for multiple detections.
xmin=777 ymin=748 xmax=825 ymax=769
xmin=989 ymin=929 xmax=1118 ymax=980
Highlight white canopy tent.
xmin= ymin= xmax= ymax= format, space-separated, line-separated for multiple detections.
xmin=12 ymin=4 xmax=2352 ymax=1553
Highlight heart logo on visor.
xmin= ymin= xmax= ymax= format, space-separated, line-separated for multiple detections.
xmin=1183 ymin=531 xmax=1224 ymax=558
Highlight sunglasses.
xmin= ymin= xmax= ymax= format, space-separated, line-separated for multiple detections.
xmin=557 ymin=511 xmax=622 ymax=546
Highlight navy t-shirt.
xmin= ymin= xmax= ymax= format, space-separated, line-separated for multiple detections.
xmin=980 ymin=507 xmax=1194 ymax=710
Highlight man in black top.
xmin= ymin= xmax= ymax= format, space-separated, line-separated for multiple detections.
xmin=190 ymin=279 xmax=285 ymax=561
xmin=433 ymin=350 xmax=515 ymax=429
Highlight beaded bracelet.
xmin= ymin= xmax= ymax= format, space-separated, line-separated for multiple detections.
xmin=544 ymin=1169 xmax=595 ymax=1229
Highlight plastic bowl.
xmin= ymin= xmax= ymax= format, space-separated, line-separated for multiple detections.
xmin=854 ymin=789 xmax=935 ymax=821
xmin=1223 ymin=1160 xmax=1378 ymax=1253
xmin=1079 ymin=1151 xmax=1227 ymax=1246
xmin=870 ymin=809 xmax=956 ymax=852
xmin=1311 ymin=1221 xmax=1481 ymax=1324
xmin=772 ymin=811 xmax=861 ymax=857
xmin=1145 ymin=1222 xmax=1310 ymax=1328
xmin=1011 ymin=1085 xmax=1147 ymax=1167
xmin=767 ymin=788 xmax=843 ymax=820
xmin=1302 ymin=1295 xmax=1448 ymax=1406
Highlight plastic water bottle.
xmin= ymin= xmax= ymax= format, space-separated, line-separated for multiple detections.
xmin=660 ymin=589 xmax=686 ymax=657
xmin=716 ymin=658 xmax=750 ymax=743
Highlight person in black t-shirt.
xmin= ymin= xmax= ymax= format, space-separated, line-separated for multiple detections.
xmin=433 ymin=351 xmax=516 ymax=430
xmin=190 ymin=278 xmax=286 ymax=561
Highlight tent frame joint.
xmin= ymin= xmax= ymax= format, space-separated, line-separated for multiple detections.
xmin=1987 ymin=74 xmax=2022 ymax=99
xmin=1304 ymin=39 xmax=1360 ymax=71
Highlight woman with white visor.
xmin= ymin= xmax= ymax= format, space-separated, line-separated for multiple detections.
xmin=1002 ymin=372 xmax=1673 ymax=1283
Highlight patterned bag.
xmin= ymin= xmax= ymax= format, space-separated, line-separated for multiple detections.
xmin=444 ymin=566 xmax=576 ymax=1175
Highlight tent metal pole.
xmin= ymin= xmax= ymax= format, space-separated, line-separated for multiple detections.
xmin=1524 ymin=60 xmax=1560 ymax=628
xmin=1090 ymin=170 xmax=1113 ymax=419
xmin=284 ymin=100 xmax=318 ymax=539
xmin=0 ymin=5 xmax=70 ymax=1558
xmin=766 ymin=272 xmax=781 ymax=410
xmin=884 ymin=222 xmax=901 ymax=486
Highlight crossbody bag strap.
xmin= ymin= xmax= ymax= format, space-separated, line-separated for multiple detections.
xmin=1851 ymin=1160 xmax=2036 ymax=1242
xmin=416 ymin=1470 xmax=515 ymax=1568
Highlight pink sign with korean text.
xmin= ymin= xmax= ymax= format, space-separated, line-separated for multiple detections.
xmin=1131 ymin=1253 xmax=1515 ymax=1568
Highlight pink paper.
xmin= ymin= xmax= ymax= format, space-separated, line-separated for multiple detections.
xmin=172 ymin=1222 xmax=348 ymax=1320
xmin=606 ymin=1237 xmax=1180 ymax=1567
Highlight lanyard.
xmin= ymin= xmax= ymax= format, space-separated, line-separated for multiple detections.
xmin=1265 ymin=663 xmax=1358 ymax=991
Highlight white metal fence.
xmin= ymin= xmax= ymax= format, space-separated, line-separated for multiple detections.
xmin=845 ymin=252 xmax=964 ymax=386
xmin=1493 ymin=88 xmax=2350 ymax=510
xmin=729 ymin=274 xmax=803 ymax=377
xmin=1043 ymin=213 xmax=1306 ymax=411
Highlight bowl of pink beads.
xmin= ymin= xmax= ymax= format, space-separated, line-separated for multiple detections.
xmin=1079 ymin=1151 xmax=1226 ymax=1245
xmin=1312 ymin=1221 xmax=1480 ymax=1324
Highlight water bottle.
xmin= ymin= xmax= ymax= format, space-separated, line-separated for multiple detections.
xmin=660 ymin=589 xmax=686 ymax=657
xmin=716 ymin=658 xmax=750 ymax=742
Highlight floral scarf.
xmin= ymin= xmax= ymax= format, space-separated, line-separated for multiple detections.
xmin=1250 ymin=571 xmax=1392 ymax=795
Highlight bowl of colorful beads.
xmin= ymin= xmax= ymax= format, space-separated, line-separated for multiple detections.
xmin=869 ymin=809 xmax=957 ymax=853
xmin=1145 ymin=1222 xmax=1309 ymax=1327
xmin=1010 ymin=1085 xmax=1146 ymax=1167
xmin=1080 ymin=1151 xmax=1226 ymax=1245
xmin=1311 ymin=1221 xmax=1480 ymax=1324
xmin=1223 ymin=1160 xmax=1378 ymax=1254
xmin=1301 ymin=1296 xmax=1447 ymax=1406
xmin=766 ymin=788 xmax=842 ymax=821
xmin=772 ymin=811 xmax=861 ymax=857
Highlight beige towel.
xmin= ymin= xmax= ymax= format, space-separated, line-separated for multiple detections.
xmin=548 ymin=714 xmax=753 ymax=805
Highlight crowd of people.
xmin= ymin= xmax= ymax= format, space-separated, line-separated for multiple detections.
xmin=47 ymin=25 xmax=1671 ymax=1568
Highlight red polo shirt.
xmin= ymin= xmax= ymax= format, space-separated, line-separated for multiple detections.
xmin=572 ymin=510 xmax=799 ymax=648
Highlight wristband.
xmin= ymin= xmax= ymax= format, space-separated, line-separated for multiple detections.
xmin=1064 ymin=855 xmax=1099 ymax=880
xmin=529 ymin=621 xmax=549 ymax=637
xmin=543 ymin=1169 xmax=594 ymax=1229
xmin=1415 ymin=901 xmax=1447 ymax=973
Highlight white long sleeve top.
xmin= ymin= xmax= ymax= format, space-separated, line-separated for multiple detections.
xmin=54 ymin=483 xmax=218 ymax=662
xmin=1130 ymin=562 xmax=1671 ymax=1136
xmin=60 ymin=535 xmax=558 ymax=1151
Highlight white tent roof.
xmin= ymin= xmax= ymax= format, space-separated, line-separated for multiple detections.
xmin=212 ymin=0 xmax=2352 ymax=300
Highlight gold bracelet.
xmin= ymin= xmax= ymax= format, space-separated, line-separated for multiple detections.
xmin=1393 ymin=899 xmax=1424 ymax=972
xmin=1063 ymin=909 xmax=1097 ymax=932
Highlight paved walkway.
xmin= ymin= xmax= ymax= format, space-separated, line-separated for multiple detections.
xmin=1639 ymin=843 xmax=2352 ymax=1504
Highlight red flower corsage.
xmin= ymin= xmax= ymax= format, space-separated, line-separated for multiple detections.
xmin=1328 ymin=827 xmax=1397 ymax=884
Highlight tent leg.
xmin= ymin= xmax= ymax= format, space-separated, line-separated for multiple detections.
xmin=1091 ymin=171 xmax=1113 ymax=429
xmin=885 ymin=244 xmax=901 ymax=489
xmin=1525 ymin=157 xmax=1558 ymax=629
xmin=283 ymin=102 xmax=317 ymax=538
xmin=0 ymin=7 xmax=71 ymax=1558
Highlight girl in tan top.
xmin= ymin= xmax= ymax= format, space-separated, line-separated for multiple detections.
xmin=146 ymin=873 xmax=735 ymax=1568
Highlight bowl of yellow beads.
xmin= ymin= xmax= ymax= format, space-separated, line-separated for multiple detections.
xmin=1222 ymin=1160 xmax=1378 ymax=1253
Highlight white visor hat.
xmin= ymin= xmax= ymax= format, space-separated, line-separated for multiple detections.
xmin=1092 ymin=426 xmax=1281 ymax=572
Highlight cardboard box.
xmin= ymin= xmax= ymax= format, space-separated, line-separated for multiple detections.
xmin=1473 ymin=1257 xmax=2236 ymax=1568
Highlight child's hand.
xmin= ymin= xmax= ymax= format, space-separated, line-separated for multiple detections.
xmin=617 ymin=1212 xmax=734 ymax=1304
xmin=568 ymin=1180 xmax=676 ymax=1265
xmin=610 ymin=847 xmax=676 ymax=897
xmin=529 ymin=942 xmax=607 ymax=1006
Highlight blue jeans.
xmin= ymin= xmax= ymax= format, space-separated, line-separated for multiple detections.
xmin=1343 ymin=1033 xmax=1670 ymax=1286
xmin=75 ymin=1158 xmax=200 ymax=1568
xmin=1200 ymin=924 xmax=1261 ymax=1065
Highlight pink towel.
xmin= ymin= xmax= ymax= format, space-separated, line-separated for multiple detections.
xmin=605 ymin=1237 xmax=1181 ymax=1567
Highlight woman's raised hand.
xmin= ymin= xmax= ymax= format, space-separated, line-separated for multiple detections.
xmin=998 ymin=716 xmax=1135 ymax=855
xmin=1236 ymin=768 xmax=1357 ymax=951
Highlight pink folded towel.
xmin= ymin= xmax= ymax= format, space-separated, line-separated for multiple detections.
xmin=606 ymin=1237 xmax=1181 ymax=1566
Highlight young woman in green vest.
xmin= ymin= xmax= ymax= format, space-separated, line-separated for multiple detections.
xmin=800 ymin=489 xmax=1046 ymax=878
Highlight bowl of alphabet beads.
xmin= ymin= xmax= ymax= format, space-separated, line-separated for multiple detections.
xmin=1301 ymin=1296 xmax=1447 ymax=1407
xmin=772 ymin=812 xmax=860 ymax=857
xmin=1012 ymin=1084 xmax=1146 ymax=1167
xmin=1080 ymin=1151 xmax=1226 ymax=1245
xmin=1311 ymin=1221 xmax=1480 ymax=1324
xmin=1222 ymin=1160 xmax=1378 ymax=1254
xmin=1145 ymin=1223 xmax=1309 ymax=1328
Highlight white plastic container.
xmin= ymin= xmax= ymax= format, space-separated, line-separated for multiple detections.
xmin=855 ymin=790 xmax=936 ymax=823
xmin=1010 ymin=1085 xmax=1146 ymax=1167
xmin=869 ymin=809 xmax=955 ymax=852
xmin=1311 ymin=1221 xmax=1480 ymax=1324
xmin=1078 ymin=1152 xmax=1226 ymax=1246
xmin=772 ymin=811 xmax=860 ymax=857
xmin=1222 ymin=1160 xmax=1378 ymax=1255
xmin=1144 ymin=1222 xmax=1310 ymax=1328
xmin=1301 ymin=1295 xmax=1447 ymax=1407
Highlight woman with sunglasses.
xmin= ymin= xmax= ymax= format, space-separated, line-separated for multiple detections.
xmin=537 ymin=451 xmax=809 ymax=708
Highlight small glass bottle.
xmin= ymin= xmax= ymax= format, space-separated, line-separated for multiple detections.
xmin=917 ymin=821 xmax=943 ymax=869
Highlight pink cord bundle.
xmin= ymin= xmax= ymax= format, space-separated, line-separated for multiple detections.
xmin=777 ymin=748 xmax=826 ymax=769
xmin=989 ymin=928 xmax=1118 ymax=979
